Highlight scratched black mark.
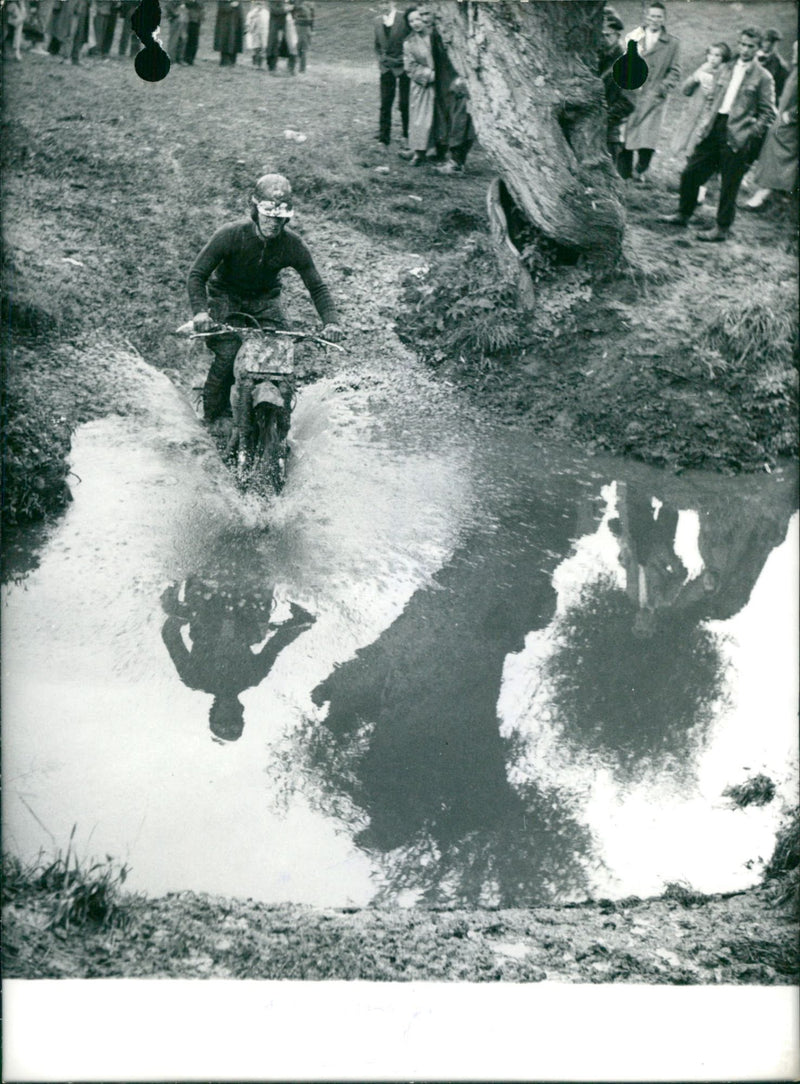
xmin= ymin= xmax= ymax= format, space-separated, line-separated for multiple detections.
xmin=612 ymin=40 xmax=649 ymax=90
xmin=131 ymin=0 xmax=171 ymax=82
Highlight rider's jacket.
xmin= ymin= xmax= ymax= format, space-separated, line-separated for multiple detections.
xmin=188 ymin=218 xmax=338 ymax=324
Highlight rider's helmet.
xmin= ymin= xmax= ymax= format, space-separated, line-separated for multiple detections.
xmin=251 ymin=173 xmax=294 ymax=220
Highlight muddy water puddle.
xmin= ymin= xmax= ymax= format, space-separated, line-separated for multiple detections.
xmin=3 ymin=356 xmax=797 ymax=908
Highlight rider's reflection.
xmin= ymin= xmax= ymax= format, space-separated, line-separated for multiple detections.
xmin=160 ymin=577 xmax=315 ymax=742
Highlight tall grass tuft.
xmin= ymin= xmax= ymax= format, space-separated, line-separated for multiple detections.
xmin=703 ymin=291 xmax=798 ymax=372
xmin=763 ymin=808 xmax=800 ymax=917
xmin=3 ymin=827 xmax=132 ymax=931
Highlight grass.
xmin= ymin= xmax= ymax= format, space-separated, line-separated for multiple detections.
xmin=1 ymin=366 xmax=73 ymax=525
xmin=723 ymin=774 xmax=777 ymax=809
xmin=663 ymin=881 xmax=708 ymax=907
xmin=3 ymin=828 xmax=132 ymax=932
xmin=703 ymin=292 xmax=799 ymax=373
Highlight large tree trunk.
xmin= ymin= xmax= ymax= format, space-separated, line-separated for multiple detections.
xmin=433 ymin=0 xmax=625 ymax=263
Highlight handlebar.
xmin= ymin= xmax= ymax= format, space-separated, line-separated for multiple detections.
xmin=174 ymin=319 xmax=345 ymax=352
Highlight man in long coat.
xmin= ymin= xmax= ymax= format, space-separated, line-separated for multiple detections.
xmin=745 ymin=40 xmax=797 ymax=209
xmin=661 ymin=27 xmax=776 ymax=241
xmin=214 ymin=0 xmax=243 ymax=65
xmin=619 ymin=1 xmax=680 ymax=183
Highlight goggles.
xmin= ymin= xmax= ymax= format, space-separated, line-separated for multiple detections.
xmin=255 ymin=200 xmax=294 ymax=218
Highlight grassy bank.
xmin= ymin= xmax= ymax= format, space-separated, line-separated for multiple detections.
xmin=2 ymin=1 xmax=798 ymax=531
xmin=3 ymin=813 xmax=798 ymax=981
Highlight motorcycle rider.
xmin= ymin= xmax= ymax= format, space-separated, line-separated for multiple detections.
xmin=188 ymin=173 xmax=343 ymax=422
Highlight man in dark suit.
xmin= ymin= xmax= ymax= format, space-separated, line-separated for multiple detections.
xmin=661 ymin=26 xmax=776 ymax=241
xmin=374 ymin=0 xmax=411 ymax=148
xmin=758 ymin=28 xmax=788 ymax=99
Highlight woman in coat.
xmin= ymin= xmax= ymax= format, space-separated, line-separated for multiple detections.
xmin=214 ymin=0 xmax=243 ymax=65
xmin=746 ymin=41 xmax=798 ymax=208
xmin=619 ymin=1 xmax=681 ymax=182
xmin=402 ymin=7 xmax=435 ymax=166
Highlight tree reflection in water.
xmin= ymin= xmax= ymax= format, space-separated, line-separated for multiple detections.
xmin=278 ymin=487 xmax=597 ymax=907
xmin=540 ymin=573 xmax=730 ymax=783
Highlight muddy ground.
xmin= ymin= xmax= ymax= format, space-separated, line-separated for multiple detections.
xmin=3 ymin=877 xmax=798 ymax=982
xmin=1 ymin=2 xmax=798 ymax=982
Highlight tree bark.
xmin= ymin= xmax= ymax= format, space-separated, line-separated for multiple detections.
xmin=433 ymin=0 xmax=625 ymax=263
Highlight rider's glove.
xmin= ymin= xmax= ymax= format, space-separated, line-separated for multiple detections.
xmin=322 ymin=323 xmax=344 ymax=344
xmin=192 ymin=310 xmax=215 ymax=332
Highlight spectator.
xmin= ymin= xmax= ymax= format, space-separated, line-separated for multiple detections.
xmin=746 ymin=40 xmax=798 ymax=209
xmin=165 ymin=0 xmax=188 ymax=62
xmin=671 ymin=41 xmax=731 ymax=202
xmin=245 ymin=0 xmax=269 ymax=66
xmin=660 ymin=27 xmax=776 ymax=241
xmin=66 ymin=0 xmax=90 ymax=64
xmin=46 ymin=0 xmax=72 ymax=54
xmin=266 ymin=0 xmax=297 ymax=74
xmin=89 ymin=0 xmax=116 ymax=55
xmin=434 ymin=75 xmax=475 ymax=174
xmin=374 ymin=0 xmax=410 ymax=149
xmin=117 ymin=0 xmax=140 ymax=55
xmin=293 ymin=0 xmax=311 ymax=71
xmin=2 ymin=0 xmax=28 ymax=59
xmin=182 ymin=0 xmax=203 ymax=63
xmin=620 ymin=1 xmax=681 ymax=183
xmin=31 ymin=0 xmax=55 ymax=53
xmin=599 ymin=15 xmax=634 ymax=170
xmin=214 ymin=0 xmax=243 ymax=65
xmin=402 ymin=6 xmax=435 ymax=166
xmin=758 ymin=27 xmax=788 ymax=99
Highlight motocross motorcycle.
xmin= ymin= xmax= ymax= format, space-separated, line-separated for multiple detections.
xmin=176 ymin=315 xmax=338 ymax=495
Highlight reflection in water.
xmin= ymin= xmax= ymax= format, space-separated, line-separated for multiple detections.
xmin=539 ymin=573 xmax=728 ymax=782
xmin=3 ymin=354 xmax=797 ymax=907
xmin=612 ymin=480 xmax=795 ymax=629
xmin=611 ymin=483 xmax=689 ymax=637
xmin=304 ymin=484 xmax=595 ymax=906
xmin=531 ymin=478 xmax=796 ymax=782
xmin=160 ymin=576 xmax=315 ymax=742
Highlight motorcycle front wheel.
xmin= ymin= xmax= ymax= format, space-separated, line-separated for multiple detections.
xmin=254 ymin=405 xmax=288 ymax=495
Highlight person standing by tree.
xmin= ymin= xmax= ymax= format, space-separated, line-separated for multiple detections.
xmin=619 ymin=1 xmax=681 ymax=184
xmin=402 ymin=6 xmax=435 ymax=166
xmin=598 ymin=14 xmax=634 ymax=171
xmin=374 ymin=0 xmax=410 ymax=149
xmin=660 ymin=27 xmax=776 ymax=241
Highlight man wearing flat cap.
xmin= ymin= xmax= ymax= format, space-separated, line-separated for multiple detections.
xmin=759 ymin=28 xmax=788 ymax=98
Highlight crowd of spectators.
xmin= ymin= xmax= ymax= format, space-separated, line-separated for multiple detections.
xmin=600 ymin=3 xmax=796 ymax=238
xmin=3 ymin=0 xmax=796 ymax=216
xmin=0 ymin=0 xmax=314 ymax=68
